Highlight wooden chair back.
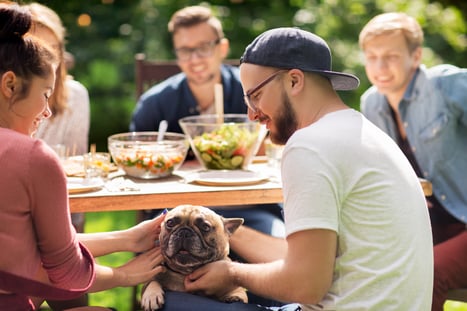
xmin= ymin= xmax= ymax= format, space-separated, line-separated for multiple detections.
xmin=135 ymin=53 xmax=181 ymax=98
xmin=134 ymin=53 xmax=240 ymax=99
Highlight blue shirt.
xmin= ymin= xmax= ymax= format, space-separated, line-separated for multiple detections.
xmin=130 ymin=64 xmax=247 ymax=134
xmin=360 ymin=64 xmax=467 ymax=224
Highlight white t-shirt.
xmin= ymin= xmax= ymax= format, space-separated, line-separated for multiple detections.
xmin=282 ymin=109 xmax=433 ymax=311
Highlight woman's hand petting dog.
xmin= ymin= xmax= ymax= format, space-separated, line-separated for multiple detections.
xmin=115 ymin=248 xmax=166 ymax=288
xmin=124 ymin=211 xmax=167 ymax=253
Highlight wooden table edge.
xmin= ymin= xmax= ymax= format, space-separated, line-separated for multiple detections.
xmin=69 ymin=188 xmax=283 ymax=213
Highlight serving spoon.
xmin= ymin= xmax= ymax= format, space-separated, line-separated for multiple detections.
xmin=157 ymin=120 xmax=168 ymax=142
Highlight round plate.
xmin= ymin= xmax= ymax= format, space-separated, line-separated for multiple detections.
xmin=67 ymin=177 xmax=104 ymax=194
xmin=189 ymin=170 xmax=269 ymax=186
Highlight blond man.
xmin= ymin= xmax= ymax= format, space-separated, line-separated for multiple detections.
xmin=359 ymin=12 xmax=467 ymax=311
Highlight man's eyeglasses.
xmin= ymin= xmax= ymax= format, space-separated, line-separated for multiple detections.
xmin=174 ymin=38 xmax=221 ymax=61
xmin=244 ymin=70 xmax=288 ymax=113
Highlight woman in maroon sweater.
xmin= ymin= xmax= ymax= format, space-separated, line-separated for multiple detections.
xmin=0 ymin=3 xmax=165 ymax=310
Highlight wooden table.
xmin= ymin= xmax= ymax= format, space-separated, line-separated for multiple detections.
xmin=68 ymin=160 xmax=432 ymax=214
xmin=69 ymin=161 xmax=283 ymax=213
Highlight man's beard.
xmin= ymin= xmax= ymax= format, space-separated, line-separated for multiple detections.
xmin=270 ymin=90 xmax=297 ymax=145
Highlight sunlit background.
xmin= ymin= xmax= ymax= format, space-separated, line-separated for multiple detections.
xmin=23 ymin=0 xmax=466 ymax=310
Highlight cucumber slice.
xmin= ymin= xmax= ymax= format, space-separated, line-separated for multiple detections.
xmin=201 ymin=153 xmax=212 ymax=162
xmin=231 ymin=156 xmax=243 ymax=168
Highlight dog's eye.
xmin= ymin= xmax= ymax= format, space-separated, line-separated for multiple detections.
xmin=195 ymin=218 xmax=212 ymax=232
xmin=165 ymin=218 xmax=175 ymax=229
xmin=200 ymin=222 xmax=211 ymax=232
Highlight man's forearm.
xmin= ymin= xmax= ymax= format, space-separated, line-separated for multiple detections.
xmin=229 ymin=225 xmax=287 ymax=263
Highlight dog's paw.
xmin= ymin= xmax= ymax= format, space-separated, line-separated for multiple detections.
xmin=141 ymin=281 xmax=165 ymax=311
xmin=222 ymin=287 xmax=248 ymax=304
xmin=223 ymin=295 xmax=246 ymax=303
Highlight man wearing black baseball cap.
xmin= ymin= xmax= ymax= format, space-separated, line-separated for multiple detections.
xmin=179 ymin=27 xmax=433 ymax=310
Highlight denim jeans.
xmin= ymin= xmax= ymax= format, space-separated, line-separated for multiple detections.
xmin=160 ymin=291 xmax=301 ymax=311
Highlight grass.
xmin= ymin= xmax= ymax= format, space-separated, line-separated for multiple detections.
xmin=85 ymin=210 xmax=138 ymax=310
xmin=445 ymin=301 xmax=467 ymax=311
xmin=45 ymin=211 xmax=467 ymax=311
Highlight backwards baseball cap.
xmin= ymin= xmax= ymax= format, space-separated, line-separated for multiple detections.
xmin=240 ymin=27 xmax=359 ymax=91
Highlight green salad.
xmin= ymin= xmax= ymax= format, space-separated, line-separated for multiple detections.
xmin=192 ymin=123 xmax=259 ymax=169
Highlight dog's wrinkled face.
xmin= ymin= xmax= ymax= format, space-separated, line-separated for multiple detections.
xmin=160 ymin=205 xmax=243 ymax=275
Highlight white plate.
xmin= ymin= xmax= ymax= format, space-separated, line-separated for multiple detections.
xmin=188 ymin=170 xmax=269 ymax=186
xmin=67 ymin=177 xmax=104 ymax=194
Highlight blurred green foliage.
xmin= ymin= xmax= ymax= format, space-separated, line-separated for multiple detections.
xmin=20 ymin=0 xmax=466 ymax=151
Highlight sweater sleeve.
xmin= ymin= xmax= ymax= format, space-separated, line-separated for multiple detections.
xmin=28 ymin=140 xmax=94 ymax=289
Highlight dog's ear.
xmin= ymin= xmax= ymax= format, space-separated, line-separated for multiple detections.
xmin=223 ymin=218 xmax=244 ymax=236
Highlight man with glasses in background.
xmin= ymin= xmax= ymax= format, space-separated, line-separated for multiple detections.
xmin=131 ymin=5 xmax=246 ymax=131
xmin=130 ymin=5 xmax=285 ymax=305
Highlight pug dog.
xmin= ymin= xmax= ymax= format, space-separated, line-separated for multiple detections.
xmin=141 ymin=204 xmax=247 ymax=310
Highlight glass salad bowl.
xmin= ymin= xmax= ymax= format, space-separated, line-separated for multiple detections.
xmin=108 ymin=132 xmax=189 ymax=179
xmin=178 ymin=114 xmax=267 ymax=170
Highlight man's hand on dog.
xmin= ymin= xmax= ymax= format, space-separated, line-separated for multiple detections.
xmin=185 ymin=259 xmax=240 ymax=300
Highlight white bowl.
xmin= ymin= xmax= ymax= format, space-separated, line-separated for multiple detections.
xmin=108 ymin=132 xmax=189 ymax=179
